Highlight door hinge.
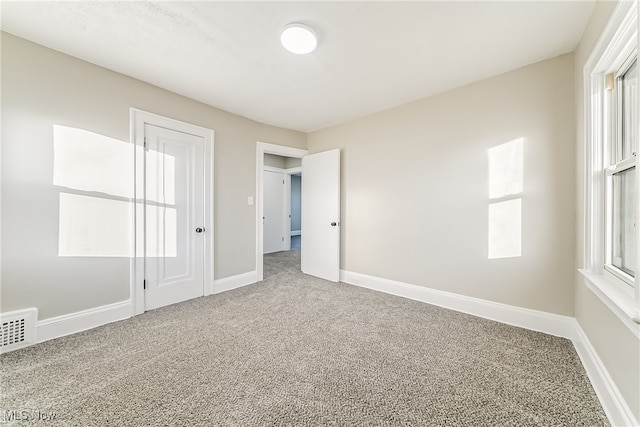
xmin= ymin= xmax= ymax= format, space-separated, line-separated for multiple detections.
xmin=143 ymin=279 xmax=146 ymax=290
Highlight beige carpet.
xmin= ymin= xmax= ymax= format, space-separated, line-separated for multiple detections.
xmin=1 ymin=250 xmax=608 ymax=426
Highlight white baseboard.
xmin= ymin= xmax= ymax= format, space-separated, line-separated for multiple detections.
xmin=340 ymin=270 xmax=575 ymax=338
xmin=16 ymin=267 xmax=639 ymax=426
xmin=340 ymin=269 xmax=638 ymax=427
xmin=213 ymin=270 xmax=258 ymax=294
xmin=31 ymin=270 xmax=260 ymax=346
xmin=37 ymin=300 xmax=131 ymax=344
xmin=572 ymin=321 xmax=639 ymax=427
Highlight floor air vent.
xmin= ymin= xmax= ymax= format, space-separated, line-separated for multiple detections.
xmin=1 ymin=308 xmax=37 ymax=354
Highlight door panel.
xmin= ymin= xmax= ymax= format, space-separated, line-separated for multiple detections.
xmin=144 ymin=124 xmax=204 ymax=311
xmin=263 ymin=170 xmax=286 ymax=254
xmin=301 ymin=149 xmax=340 ymax=282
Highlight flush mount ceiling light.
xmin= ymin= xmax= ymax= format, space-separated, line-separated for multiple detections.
xmin=280 ymin=23 xmax=317 ymax=55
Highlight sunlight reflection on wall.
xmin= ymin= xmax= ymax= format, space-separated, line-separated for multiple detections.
xmin=58 ymin=193 xmax=131 ymax=257
xmin=54 ymin=125 xmax=176 ymax=257
xmin=54 ymin=125 xmax=133 ymax=198
xmin=488 ymin=138 xmax=523 ymax=259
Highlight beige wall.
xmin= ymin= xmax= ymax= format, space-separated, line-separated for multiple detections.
xmin=573 ymin=1 xmax=640 ymax=421
xmin=264 ymin=154 xmax=302 ymax=169
xmin=285 ymin=157 xmax=302 ymax=169
xmin=308 ymin=54 xmax=576 ymax=316
xmin=1 ymin=33 xmax=305 ymax=319
xmin=3 ymin=10 xmax=639 ymax=419
xmin=264 ymin=153 xmax=287 ymax=169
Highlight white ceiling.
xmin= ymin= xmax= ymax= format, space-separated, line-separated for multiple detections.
xmin=2 ymin=1 xmax=595 ymax=133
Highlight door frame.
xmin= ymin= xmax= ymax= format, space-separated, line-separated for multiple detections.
xmin=131 ymin=109 xmax=214 ymax=316
xmin=256 ymin=142 xmax=308 ymax=281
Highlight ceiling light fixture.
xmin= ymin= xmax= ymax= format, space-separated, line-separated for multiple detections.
xmin=280 ymin=23 xmax=317 ymax=55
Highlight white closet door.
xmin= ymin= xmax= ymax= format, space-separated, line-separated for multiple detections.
xmin=263 ymin=170 xmax=286 ymax=254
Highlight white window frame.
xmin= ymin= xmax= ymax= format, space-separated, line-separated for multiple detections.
xmin=604 ymin=52 xmax=637 ymax=284
xmin=581 ymin=0 xmax=640 ymax=334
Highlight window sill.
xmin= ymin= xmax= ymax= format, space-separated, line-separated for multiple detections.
xmin=579 ymin=269 xmax=640 ymax=338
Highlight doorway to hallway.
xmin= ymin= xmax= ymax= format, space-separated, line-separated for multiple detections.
xmin=256 ymin=142 xmax=341 ymax=283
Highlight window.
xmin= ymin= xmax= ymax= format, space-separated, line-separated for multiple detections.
xmin=583 ymin=0 xmax=639 ymax=327
xmin=605 ymin=55 xmax=637 ymax=284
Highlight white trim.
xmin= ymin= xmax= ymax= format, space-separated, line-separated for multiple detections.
xmin=585 ymin=1 xmax=637 ymax=75
xmin=340 ymin=269 xmax=639 ymax=426
xmin=130 ymin=109 xmax=215 ymax=315
xmin=340 ymin=270 xmax=575 ymax=338
xmin=572 ymin=321 xmax=639 ymax=427
xmin=32 ymin=270 xmax=259 ymax=346
xmin=18 ymin=269 xmax=638 ymax=426
xmin=580 ymin=269 xmax=640 ymax=338
xmin=582 ymin=0 xmax=640 ymax=336
xmin=285 ymin=171 xmax=292 ymax=251
xmin=256 ymin=142 xmax=308 ymax=281
xmin=263 ymin=165 xmax=303 ymax=175
xmin=36 ymin=301 xmax=131 ymax=344
xmin=263 ymin=165 xmax=286 ymax=173
xmin=204 ymin=120 xmax=215 ymax=298
xmin=212 ymin=271 xmax=258 ymax=294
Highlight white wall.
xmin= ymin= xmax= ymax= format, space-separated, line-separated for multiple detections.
xmin=573 ymin=1 xmax=640 ymax=421
xmin=308 ymin=54 xmax=576 ymax=316
xmin=1 ymin=33 xmax=306 ymax=320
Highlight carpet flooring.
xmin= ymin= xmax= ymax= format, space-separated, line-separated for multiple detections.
xmin=1 ymin=250 xmax=608 ymax=426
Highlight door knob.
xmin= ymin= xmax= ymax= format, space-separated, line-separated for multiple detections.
xmin=330 ymin=222 xmax=337 ymax=226
xmin=195 ymin=227 xmax=205 ymax=233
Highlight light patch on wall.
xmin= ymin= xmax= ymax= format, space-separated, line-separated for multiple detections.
xmin=59 ymin=193 xmax=132 ymax=257
xmin=488 ymin=138 xmax=523 ymax=259
xmin=54 ymin=125 xmax=177 ymax=258
xmin=488 ymin=199 xmax=522 ymax=259
xmin=54 ymin=125 xmax=133 ymax=197
xmin=488 ymin=138 xmax=523 ymax=199
xmin=58 ymin=194 xmax=177 ymax=258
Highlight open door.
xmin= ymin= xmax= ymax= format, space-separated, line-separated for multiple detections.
xmin=301 ymin=149 xmax=340 ymax=282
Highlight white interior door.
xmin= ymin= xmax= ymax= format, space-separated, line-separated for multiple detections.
xmin=263 ymin=170 xmax=286 ymax=254
xmin=144 ymin=124 xmax=205 ymax=311
xmin=301 ymin=149 xmax=340 ymax=281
